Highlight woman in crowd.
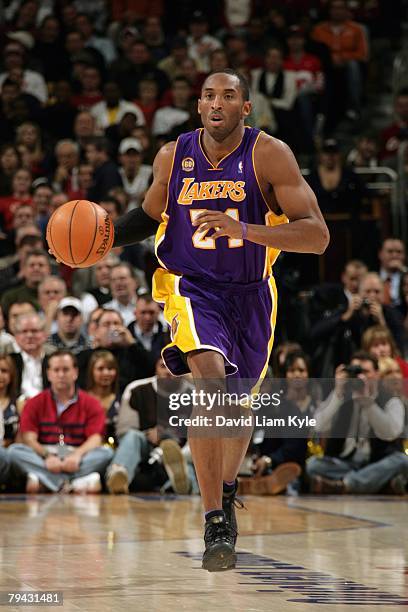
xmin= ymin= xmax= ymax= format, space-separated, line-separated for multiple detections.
xmin=0 ymin=167 xmax=32 ymax=230
xmin=378 ymin=356 xmax=408 ymax=438
xmin=86 ymin=350 xmax=120 ymax=445
xmin=362 ymin=325 xmax=408 ymax=378
xmin=0 ymin=355 xmax=19 ymax=446
xmin=15 ymin=122 xmax=49 ymax=178
xmin=283 ymin=350 xmax=319 ymax=418
xmin=0 ymin=145 xmax=21 ymax=196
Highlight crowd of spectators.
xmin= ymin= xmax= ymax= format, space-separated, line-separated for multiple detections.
xmin=0 ymin=0 xmax=407 ymax=497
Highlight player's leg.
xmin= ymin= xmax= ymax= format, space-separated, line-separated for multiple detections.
xmin=187 ymin=349 xmax=225 ymax=512
xmin=187 ymin=349 xmax=238 ymax=571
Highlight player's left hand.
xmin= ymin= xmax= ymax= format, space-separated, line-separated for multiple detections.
xmin=193 ymin=211 xmax=243 ymax=240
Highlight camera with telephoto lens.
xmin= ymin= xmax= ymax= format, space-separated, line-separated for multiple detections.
xmin=343 ymin=364 xmax=365 ymax=392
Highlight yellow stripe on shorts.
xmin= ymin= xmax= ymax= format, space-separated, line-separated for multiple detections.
xmin=152 ymin=267 xmax=201 ymax=355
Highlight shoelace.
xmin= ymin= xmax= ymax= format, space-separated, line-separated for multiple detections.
xmin=231 ymin=496 xmax=246 ymax=511
xmin=205 ymin=520 xmax=230 ymax=544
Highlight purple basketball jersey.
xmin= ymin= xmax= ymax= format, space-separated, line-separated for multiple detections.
xmin=155 ymin=127 xmax=286 ymax=284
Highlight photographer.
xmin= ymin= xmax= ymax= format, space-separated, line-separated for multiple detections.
xmin=307 ymin=352 xmax=408 ymax=494
xmin=76 ymin=308 xmax=155 ymax=393
xmin=310 ymin=267 xmax=404 ymax=373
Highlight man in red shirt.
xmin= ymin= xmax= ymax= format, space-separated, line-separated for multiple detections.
xmin=8 ymin=350 xmax=113 ymax=493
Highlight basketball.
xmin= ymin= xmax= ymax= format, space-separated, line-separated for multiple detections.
xmin=46 ymin=199 xmax=114 ymax=268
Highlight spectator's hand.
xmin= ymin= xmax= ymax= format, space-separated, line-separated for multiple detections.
xmin=341 ymin=295 xmax=362 ymax=321
xmin=61 ymin=453 xmax=81 ymax=473
xmin=44 ymin=299 xmax=59 ymax=320
xmin=54 ymin=165 xmax=69 ymax=184
xmin=45 ymin=454 xmax=63 ymax=473
xmin=368 ymin=301 xmax=385 ymax=325
xmin=251 ymin=455 xmax=269 ymax=477
xmin=334 ymin=364 xmax=348 ymax=398
xmin=107 ymin=325 xmax=135 ymax=347
xmin=145 ymin=427 xmax=159 ymax=445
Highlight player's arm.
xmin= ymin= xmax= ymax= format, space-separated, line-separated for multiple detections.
xmin=194 ymin=136 xmax=329 ymax=255
xmin=113 ymin=142 xmax=175 ymax=247
xmin=247 ymin=136 xmax=329 ymax=254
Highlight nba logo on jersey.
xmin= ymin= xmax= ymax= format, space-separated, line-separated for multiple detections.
xmin=182 ymin=157 xmax=194 ymax=172
xmin=238 ymin=161 xmax=243 ymax=173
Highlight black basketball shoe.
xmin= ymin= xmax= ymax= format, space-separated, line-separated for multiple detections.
xmin=222 ymin=480 xmax=244 ymax=545
xmin=202 ymin=514 xmax=237 ymax=572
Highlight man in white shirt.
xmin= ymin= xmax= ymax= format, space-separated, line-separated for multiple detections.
xmin=307 ymin=352 xmax=408 ymax=494
xmin=104 ymin=262 xmax=139 ymax=327
xmin=152 ymin=77 xmax=192 ymax=138
xmin=118 ymin=138 xmax=152 ymax=210
xmin=0 ymin=41 xmax=48 ymax=104
xmin=186 ymin=10 xmax=222 ymax=73
xmin=10 ymin=313 xmax=53 ymax=400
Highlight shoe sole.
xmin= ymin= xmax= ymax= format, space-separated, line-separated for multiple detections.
xmin=239 ymin=463 xmax=301 ymax=495
xmin=202 ymin=543 xmax=237 ymax=572
xmin=160 ymin=439 xmax=190 ymax=495
xmin=107 ymin=470 xmax=129 ymax=495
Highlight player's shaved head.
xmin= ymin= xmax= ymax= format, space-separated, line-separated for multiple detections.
xmin=202 ymin=69 xmax=250 ymax=102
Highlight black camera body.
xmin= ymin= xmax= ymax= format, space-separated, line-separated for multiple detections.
xmin=343 ymin=364 xmax=364 ymax=377
xmin=343 ymin=364 xmax=365 ymax=392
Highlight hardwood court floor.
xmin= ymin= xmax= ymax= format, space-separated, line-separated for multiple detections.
xmin=0 ymin=493 xmax=407 ymax=611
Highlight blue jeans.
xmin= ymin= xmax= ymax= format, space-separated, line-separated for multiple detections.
xmin=110 ymin=429 xmax=151 ymax=482
xmin=0 ymin=446 xmax=10 ymax=485
xmin=8 ymin=444 xmax=114 ymax=492
xmin=307 ymin=452 xmax=408 ymax=494
xmin=109 ymin=430 xmax=199 ymax=493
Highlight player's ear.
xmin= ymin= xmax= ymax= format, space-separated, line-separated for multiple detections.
xmin=197 ymin=98 xmax=202 ymax=115
xmin=242 ymin=101 xmax=252 ymax=118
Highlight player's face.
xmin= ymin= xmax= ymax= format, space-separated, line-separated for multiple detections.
xmin=198 ymin=74 xmax=251 ymax=142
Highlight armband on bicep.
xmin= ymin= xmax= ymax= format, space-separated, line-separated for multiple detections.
xmin=113 ymin=207 xmax=160 ymax=247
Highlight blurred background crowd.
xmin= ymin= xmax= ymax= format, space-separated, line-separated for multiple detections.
xmin=0 ymin=0 xmax=407 ymax=497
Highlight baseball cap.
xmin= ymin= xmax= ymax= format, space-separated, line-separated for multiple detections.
xmin=119 ymin=138 xmax=143 ymax=154
xmin=58 ymin=297 xmax=82 ymax=313
xmin=7 ymin=31 xmax=34 ymax=50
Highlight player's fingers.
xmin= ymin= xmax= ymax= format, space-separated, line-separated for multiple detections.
xmin=48 ymin=249 xmax=62 ymax=264
xmin=198 ymin=220 xmax=221 ymax=232
xmin=212 ymin=229 xmax=228 ymax=239
xmin=194 ymin=213 xmax=222 ymax=225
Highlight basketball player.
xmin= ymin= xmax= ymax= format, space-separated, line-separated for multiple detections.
xmin=52 ymin=70 xmax=329 ymax=571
